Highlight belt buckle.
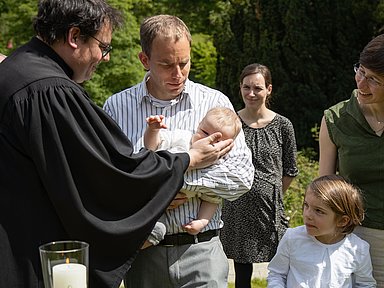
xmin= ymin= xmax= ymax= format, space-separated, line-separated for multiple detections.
xmin=193 ymin=234 xmax=198 ymax=244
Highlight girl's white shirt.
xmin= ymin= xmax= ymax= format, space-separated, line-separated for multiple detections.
xmin=267 ymin=225 xmax=376 ymax=288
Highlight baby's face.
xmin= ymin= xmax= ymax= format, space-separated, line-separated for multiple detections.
xmin=191 ymin=115 xmax=234 ymax=144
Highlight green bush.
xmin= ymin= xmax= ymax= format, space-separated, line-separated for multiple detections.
xmin=284 ymin=148 xmax=319 ymax=228
xmin=190 ymin=33 xmax=217 ymax=88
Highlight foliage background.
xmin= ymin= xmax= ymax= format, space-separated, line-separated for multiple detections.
xmin=2 ymin=0 xmax=384 ymax=149
xmin=1 ymin=0 xmax=383 ymax=226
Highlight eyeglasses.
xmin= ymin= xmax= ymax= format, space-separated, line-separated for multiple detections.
xmin=88 ymin=35 xmax=112 ymax=58
xmin=353 ymin=63 xmax=384 ymax=87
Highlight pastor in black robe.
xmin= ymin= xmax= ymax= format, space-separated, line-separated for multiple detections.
xmin=0 ymin=37 xmax=189 ymax=288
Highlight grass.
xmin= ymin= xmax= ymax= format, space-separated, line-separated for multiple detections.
xmin=228 ymin=278 xmax=267 ymax=288
xmin=121 ymin=278 xmax=268 ymax=288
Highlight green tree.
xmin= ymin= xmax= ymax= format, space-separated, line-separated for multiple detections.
xmin=0 ymin=0 xmax=36 ymax=55
xmin=211 ymin=0 xmax=380 ymax=149
xmin=83 ymin=0 xmax=145 ymax=106
xmin=131 ymin=0 xmax=217 ymax=33
xmin=190 ymin=34 xmax=217 ymax=88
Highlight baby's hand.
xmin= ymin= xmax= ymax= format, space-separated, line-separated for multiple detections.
xmin=146 ymin=115 xmax=167 ymax=129
xmin=183 ymin=219 xmax=208 ymax=235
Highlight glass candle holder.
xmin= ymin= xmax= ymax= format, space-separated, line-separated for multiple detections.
xmin=39 ymin=240 xmax=89 ymax=288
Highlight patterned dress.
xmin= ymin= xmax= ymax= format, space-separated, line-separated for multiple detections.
xmin=220 ymin=114 xmax=299 ymax=263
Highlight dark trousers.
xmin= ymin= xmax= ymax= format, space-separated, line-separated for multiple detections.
xmin=234 ymin=262 xmax=253 ymax=288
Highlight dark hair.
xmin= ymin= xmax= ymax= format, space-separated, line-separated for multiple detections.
xmin=33 ymin=0 xmax=123 ymax=45
xmin=359 ymin=34 xmax=384 ymax=76
xmin=239 ymin=63 xmax=273 ymax=106
xmin=239 ymin=63 xmax=272 ymax=86
xmin=307 ymin=175 xmax=365 ymax=235
xmin=140 ymin=15 xmax=191 ymax=57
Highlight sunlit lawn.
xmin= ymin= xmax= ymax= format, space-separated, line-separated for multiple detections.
xmin=228 ymin=278 xmax=267 ymax=288
xmin=121 ymin=278 xmax=268 ymax=288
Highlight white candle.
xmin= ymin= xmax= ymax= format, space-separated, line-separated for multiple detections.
xmin=52 ymin=263 xmax=87 ymax=288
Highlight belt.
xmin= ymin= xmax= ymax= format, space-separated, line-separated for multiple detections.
xmin=159 ymin=229 xmax=219 ymax=246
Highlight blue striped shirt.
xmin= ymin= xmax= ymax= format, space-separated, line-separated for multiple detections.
xmin=104 ymin=74 xmax=254 ymax=234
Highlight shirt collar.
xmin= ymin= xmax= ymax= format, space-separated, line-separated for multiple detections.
xmin=137 ymin=72 xmax=195 ymax=108
xmin=348 ymin=89 xmax=382 ymax=135
xmin=348 ymin=90 xmax=368 ymax=125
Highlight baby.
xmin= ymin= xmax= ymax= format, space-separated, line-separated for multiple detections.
xmin=143 ymin=107 xmax=241 ymax=246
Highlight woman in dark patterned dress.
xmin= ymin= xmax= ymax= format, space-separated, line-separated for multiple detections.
xmin=221 ymin=63 xmax=299 ymax=288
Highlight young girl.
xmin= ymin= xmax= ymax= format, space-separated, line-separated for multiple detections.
xmin=267 ymin=175 xmax=376 ymax=287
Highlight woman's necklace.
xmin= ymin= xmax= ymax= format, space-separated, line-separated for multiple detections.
xmin=371 ymin=114 xmax=384 ymax=133
xmin=374 ymin=120 xmax=384 ymax=133
xmin=360 ymin=102 xmax=384 ymax=133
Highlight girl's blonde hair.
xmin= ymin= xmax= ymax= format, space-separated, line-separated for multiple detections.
xmin=307 ymin=175 xmax=364 ymax=234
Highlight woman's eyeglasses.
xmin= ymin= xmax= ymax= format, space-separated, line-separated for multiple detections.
xmin=354 ymin=63 xmax=384 ymax=87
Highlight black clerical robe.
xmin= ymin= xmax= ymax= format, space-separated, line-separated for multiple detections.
xmin=0 ymin=37 xmax=189 ymax=288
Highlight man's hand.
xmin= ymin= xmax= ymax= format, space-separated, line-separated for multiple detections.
xmin=167 ymin=192 xmax=188 ymax=209
xmin=188 ymin=132 xmax=233 ymax=170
